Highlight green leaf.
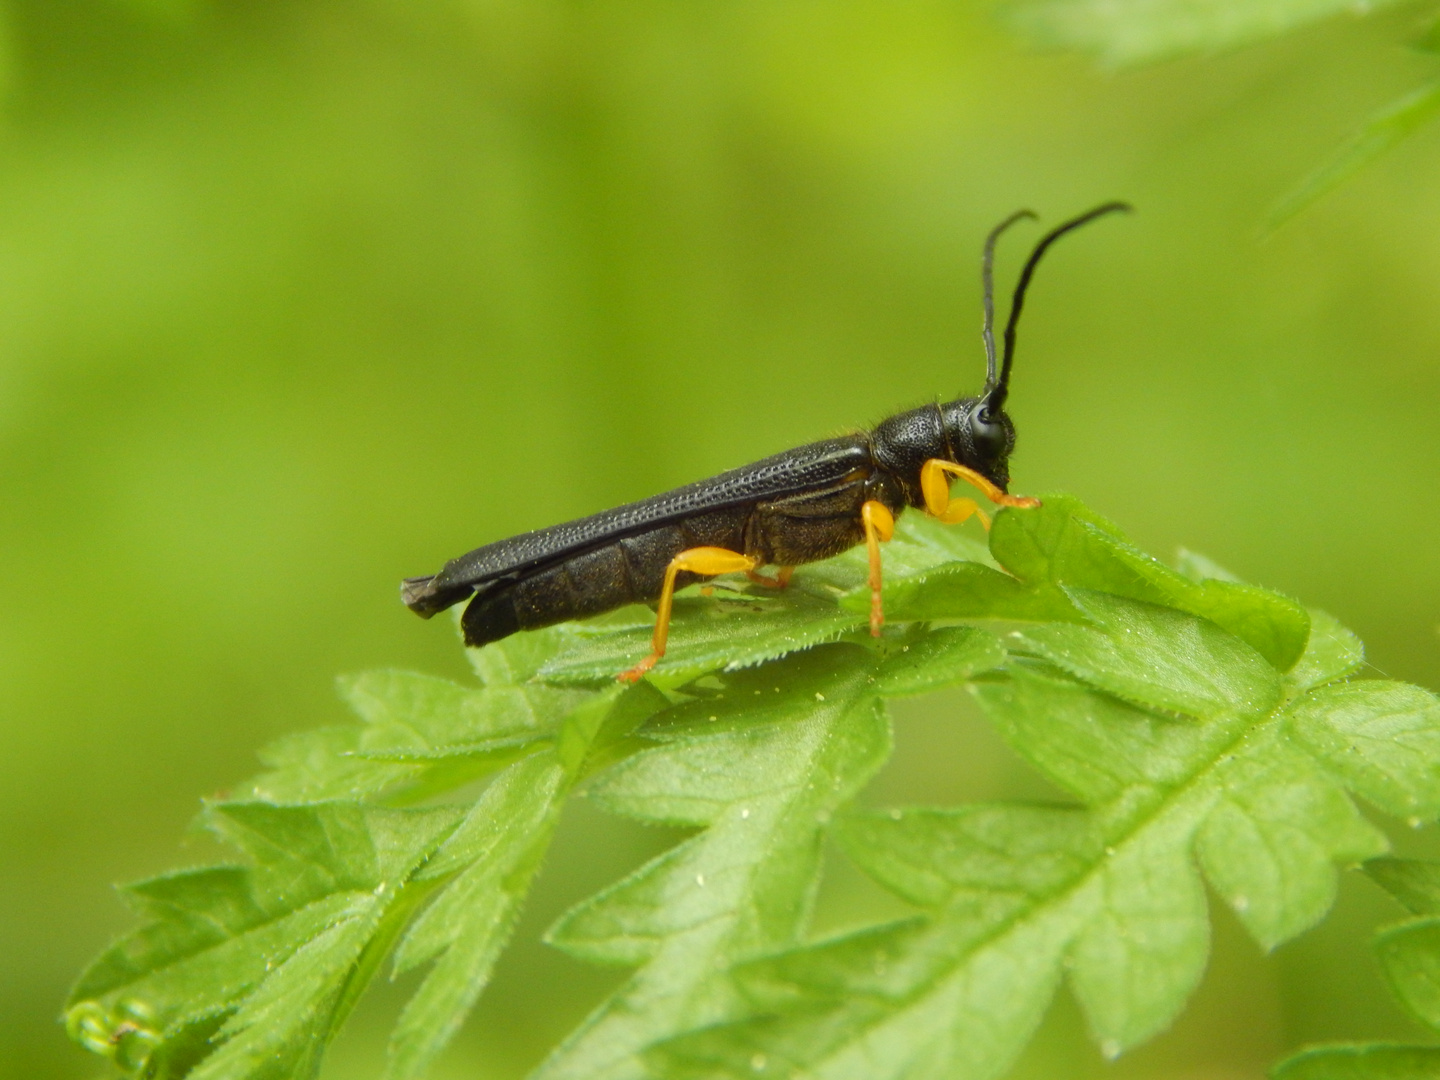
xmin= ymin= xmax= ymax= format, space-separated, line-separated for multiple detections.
xmin=859 ymin=498 xmax=1310 ymax=671
xmin=654 ymin=598 xmax=1408 ymax=1078
xmin=341 ymin=668 xmax=585 ymax=749
xmin=1000 ymin=0 xmax=1408 ymax=66
xmin=191 ymin=896 xmax=384 ymax=1080
xmin=383 ymin=686 xmax=657 ymax=1080
xmin=1174 ymin=548 xmax=1243 ymax=584
xmin=68 ymin=803 xmax=463 ymax=1079
xmin=245 ymin=726 xmax=412 ymax=803
xmin=1287 ymin=681 xmax=1440 ymax=820
xmin=989 ymin=496 xmax=1309 ymax=671
xmin=1367 ymin=858 xmax=1440 ymax=917
xmin=1287 ymin=609 xmax=1365 ymax=694
xmin=984 ymin=494 xmax=1128 ymax=583
xmin=1173 ymin=555 xmax=1359 ymax=695
xmin=69 ymin=492 xmax=1431 ymax=1080
xmin=849 ymin=560 xmax=1080 ymax=624
xmin=1196 ymin=729 xmax=1386 ymax=948
xmin=534 ymin=645 xmax=892 ymax=1080
xmin=70 ymin=867 xmax=262 ymax=1005
xmin=871 ymin=627 xmax=1006 ymax=698
xmin=1274 ymin=1045 xmax=1440 ymax=1080
xmin=1376 ymin=917 xmax=1440 ymax=1030
xmin=245 ymin=630 xmax=591 ymax=803
xmin=384 ymin=753 xmax=568 ymax=1080
xmin=1065 ymin=809 xmax=1211 ymax=1053
xmin=1269 ymin=79 xmax=1440 ymax=228
xmin=1271 ymin=858 xmax=1440 ymax=1076
xmin=1010 ymin=589 xmax=1282 ymax=719
xmin=655 ymin=911 xmax=1073 ymax=1080
xmin=835 ymin=804 xmax=1100 ymax=912
xmin=980 ymin=661 xmax=1212 ymax=805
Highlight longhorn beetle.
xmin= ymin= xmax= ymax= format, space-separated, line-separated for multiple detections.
xmin=403 ymin=202 xmax=1130 ymax=682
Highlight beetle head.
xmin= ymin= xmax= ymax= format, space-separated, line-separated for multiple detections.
xmin=939 ymin=395 xmax=1015 ymax=491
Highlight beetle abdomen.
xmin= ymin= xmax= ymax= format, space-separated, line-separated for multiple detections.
xmin=459 ymin=508 xmax=751 ymax=647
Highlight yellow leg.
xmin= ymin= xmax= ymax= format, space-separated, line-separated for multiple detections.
xmin=921 ymin=459 xmax=1040 ymax=531
xmin=861 ymin=500 xmax=895 ymax=637
xmin=746 ymin=566 xmax=794 ymax=589
xmin=618 ymin=546 xmax=759 ymax=683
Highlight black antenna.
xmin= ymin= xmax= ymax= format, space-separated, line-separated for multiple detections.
xmin=987 ymin=201 xmax=1132 ymax=413
xmin=981 ymin=209 xmax=1036 ymax=395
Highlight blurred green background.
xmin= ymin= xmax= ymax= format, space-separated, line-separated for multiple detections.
xmin=4 ymin=1 xmax=1440 ymax=1077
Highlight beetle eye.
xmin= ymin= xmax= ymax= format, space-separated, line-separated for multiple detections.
xmin=971 ymin=409 xmax=1009 ymax=461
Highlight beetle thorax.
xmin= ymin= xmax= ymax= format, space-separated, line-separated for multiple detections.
xmin=870 ymin=398 xmax=1014 ymax=507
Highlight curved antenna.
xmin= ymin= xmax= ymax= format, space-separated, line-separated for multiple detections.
xmin=981 ymin=209 xmax=1037 ymax=394
xmin=987 ymin=201 xmax=1133 ymax=413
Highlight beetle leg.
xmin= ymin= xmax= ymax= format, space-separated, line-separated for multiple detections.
xmin=929 ymin=493 xmax=990 ymax=530
xmin=861 ymin=500 xmax=895 ymax=637
xmin=922 ymin=460 xmax=983 ymax=526
xmin=921 ymin=459 xmax=1040 ymax=532
xmin=746 ymin=566 xmax=794 ymax=589
xmin=618 ymin=546 xmax=759 ymax=683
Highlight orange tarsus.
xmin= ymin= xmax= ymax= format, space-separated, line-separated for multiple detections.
xmin=617 ymin=546 xmax=759 ymax=682
xmin=617 ymin=655 xmax=656 ymax=685
xmin=746 ymin=566 xmax=794 ymax=589
xmin=921 ymin=459 xmax=1041 ymax=531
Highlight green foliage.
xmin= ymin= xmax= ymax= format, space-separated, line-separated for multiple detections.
xmin=67 ymin=496 xmax=1440 ymax=1080
xmin=1000 ymin=0 xmax=1410 ymax=66
xmin=1271 ymin=855 xmax=1440 ymax=1080
xmin=999 ymin=0 xmax=1440 ymax=222
xmin=1269 ymin=80 xmax=1440 ymax=227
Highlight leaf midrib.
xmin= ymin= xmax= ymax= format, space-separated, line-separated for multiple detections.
xmin=772 ymin=695 xmax=1296 ymax=1071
